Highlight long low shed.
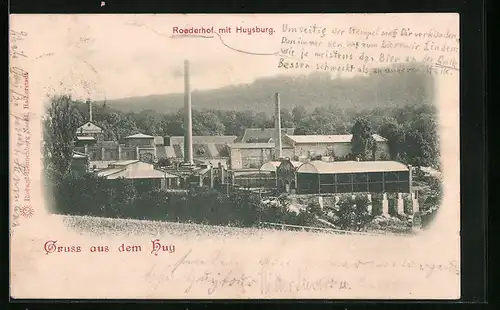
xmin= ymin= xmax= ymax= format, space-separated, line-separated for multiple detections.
xmin=296 ymin=160 xmax=411 ymax=194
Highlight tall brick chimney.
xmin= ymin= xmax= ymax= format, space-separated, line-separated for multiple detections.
xmin=183 ymin=60 xmax=194 ymax=165
xmin=274 ymin=92 xmax=282 ymax=160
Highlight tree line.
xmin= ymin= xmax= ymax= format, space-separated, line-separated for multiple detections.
xmin=68 ymin=97 xmax=439 ymax=167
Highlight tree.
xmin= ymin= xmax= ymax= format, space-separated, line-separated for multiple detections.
xmin=278 ymin=108 xmax=295 ymax=128
xmin=114 ymin=178 xmax=138 ymax=217
xmin=43 ymin=95 xmax=84 ymax=183
xmin=378 ymin=117 xmax=406 ymax=160
xmin=336 ymin=195 xmax=373 ymax=231
xmin=350 ymin=117 xmax=376 ymax=160
xmin=292 ymin=106 xmax=307 ymax=124
xmin=192 ymin=110 xmax=226 ymax=136
xmin=295 ymin=113 xmax=340 ymax=135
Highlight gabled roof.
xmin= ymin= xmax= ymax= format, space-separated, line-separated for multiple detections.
xmin=297 ymin=160 xmax=409 ymax=174
xmin=260 ymin=161 xmax=281 ymax=172
xmin=155 ymin=143 xmax=230 ymax=158
xmin=72 ymin=151 xmax=89 ymax=159
xmin=75 ymin=136 xmax=96 ymax=141
xmin=240 ymin=128 xmax=295 ymax=143
xmin=108 ymin=160 xmax=140 ymax=166
xmin=286 ymin=134 xmax=387 ymax=144
xmin=89 ymin=160 xmax=116 ymax=170
xmin=168 ymin=136 xmax=237 ymax=145
xmin=230 ymin=142 xmax=293 ymax=149
xmin=125 ymin=133 xmax=154 ymax=139
xmin=260 ymin=160 xmax=302 ymax=172
xmin=105 ymin=169 xmax=176 ymax=179
xmin=77 ymin=122 xmax=103 ymax=133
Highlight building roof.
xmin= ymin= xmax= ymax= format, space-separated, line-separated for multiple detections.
xmin=153 ymin=136 xmax=165 ymax=145
xmin=260 ymin=161 xmax=281 ymax=172
xmin=251 ymin=138 xmax=273 ymax=143
xmin=230 ymin=142 xmax=293 ymax=149
xmin=297 ymin=160 xmax=409 ymax=174
xmin=105 ymin=169 xmax=176 ymax=179
xmin=155 ymin=143 xmax=229 ymax=158
xmin=108 ymin=160 xmax=140 ymax=166
xmin=286 ymin=134 xmax=388 ymax=144
xmin=125 ymin=133 xmax=154 ymax=139
xmin=240 ymin=128 xmax=295 ymax=143
xmin=72 ymin=151 xmax=89 ymax=159
xmin=77 ymin=122 xmax=103 ymax=134
xmin=89 ymin=160 xmax=116 ymax=170
xmin=75 ymin=136 xmax=96 ymax=141
xmin=372 ymin=134 xmax=388 ymax=142
xmin=281 ymin=160 xmax=303 ymax=168
xmin=97 ymin=168 xmax=125 ymax=177
xmin=260 ymin=160 xmax=302 ymax=172
xmin=97 ymin=160 xmax=178 ymax=179
xmin=168 ymin=135 xmax=237 ymax=145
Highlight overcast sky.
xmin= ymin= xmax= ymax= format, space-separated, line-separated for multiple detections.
xmin=11 ymin=14 xmax=458 ymax=102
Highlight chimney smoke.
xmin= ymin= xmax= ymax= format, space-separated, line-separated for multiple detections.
xmin=274 ymin=92 xmax=282 ymax=160
xmin=184 ymin=60 xmax=194 ymax=164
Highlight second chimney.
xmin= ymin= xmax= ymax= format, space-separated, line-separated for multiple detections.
xmin=184 ymin=60 xmax=194 ymax=165
xmin=87 ymin=99 xmax=93 ymax=122
xmin=274 ymin=92 xmax=282 ymax=160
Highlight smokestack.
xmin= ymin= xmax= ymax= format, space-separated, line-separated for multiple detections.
xmin=184 ymin=60 xmax=194 ymax=165
xmin=87 ymin=100 xmax=93 ymax=122
xmin=274 ymin=92 xmax=282 ymax=160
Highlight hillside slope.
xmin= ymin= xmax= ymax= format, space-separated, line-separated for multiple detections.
xmin=102 ymin=70 xmax=435 ymax=115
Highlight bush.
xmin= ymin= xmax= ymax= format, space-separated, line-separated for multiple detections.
xmin=366 ymin=215 xmax=410 ymax=234
xmin=371 ymin=193 xmax=383 ymax=216
xmin=388 ymin=197 xmax=397 ymax=216
xmin=403 ymin=194 xmax=413 ymax=214
xmin=336 ymin=195 xmax=373 ymax=231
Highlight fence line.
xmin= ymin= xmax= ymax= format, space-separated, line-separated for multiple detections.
xmin=258 ymin=221 xmax=381 ymax=236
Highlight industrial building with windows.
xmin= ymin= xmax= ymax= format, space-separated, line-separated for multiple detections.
xmin=295 ymin=160 xmax=412 ymax=194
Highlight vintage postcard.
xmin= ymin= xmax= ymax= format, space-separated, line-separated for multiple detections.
xmin=10 ymin=13 xmax=460 ymax=299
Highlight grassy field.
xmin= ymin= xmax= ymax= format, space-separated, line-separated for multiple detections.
xmin=59 ymin=214 xmax=277 ymax=237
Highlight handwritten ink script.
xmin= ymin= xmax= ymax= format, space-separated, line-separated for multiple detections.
xmin=10 ymin=29 xmax=31 ymax=232
xmin=142 ymin=249 xmax=459 ymax=296
xmin=277 ymin=24 xmax=459 ymax=76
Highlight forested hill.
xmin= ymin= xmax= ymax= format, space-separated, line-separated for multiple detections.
xmin=102 ymin=70 xmax=434 ymax=115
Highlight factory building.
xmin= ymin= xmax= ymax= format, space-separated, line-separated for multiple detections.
xmin=295 ymin=160 xmax=412 ymax=194
xmin=283 ymin=134 xmax=390 ymax=161
xmin=229 ymin=142 xmax=294 ymax=169
xmin=156 ymin=135 xmax=234 ymax=168
xmin=96 ymin=160 xmax=180 ymax=192
xmin=238 ymin=127 xmax=295 ymax=143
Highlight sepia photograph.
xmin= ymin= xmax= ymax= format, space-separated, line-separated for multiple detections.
xmin=10 ymin=13 xmax=460 ymax=299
